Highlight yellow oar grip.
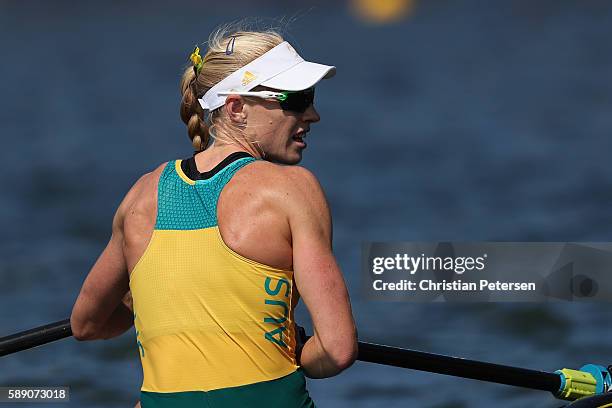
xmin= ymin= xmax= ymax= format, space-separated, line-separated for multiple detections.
xmin=557 ymin=368 xmax=597 ymax=400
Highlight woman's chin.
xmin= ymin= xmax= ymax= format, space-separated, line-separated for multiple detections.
xmin=288 ymin=148 xmax=304 ymax=164
xmin=270 ymin=151 xmax=303 ymax=165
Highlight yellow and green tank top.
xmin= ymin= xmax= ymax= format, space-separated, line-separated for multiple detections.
xmin=129 ymin=152 xmax=315 ymax=407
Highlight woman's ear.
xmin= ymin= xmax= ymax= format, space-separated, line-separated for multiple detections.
xmin=224 ymin=95 xmax=248 ymax=124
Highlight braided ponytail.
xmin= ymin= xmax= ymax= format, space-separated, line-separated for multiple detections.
xmin=179 ymin=68 xmax=209 ymax=152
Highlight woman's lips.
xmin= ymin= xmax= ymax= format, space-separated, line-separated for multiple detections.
xmin=292 ymin=131 xmax=307 ymax=148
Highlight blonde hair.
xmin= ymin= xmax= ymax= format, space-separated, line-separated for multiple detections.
xmin=179 ymin=25 xmax=284 ymax=152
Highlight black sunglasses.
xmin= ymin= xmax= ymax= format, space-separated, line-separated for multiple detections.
xmin=274 ymin=87 xmax=315 ymax=113
xmin=219 ymin=88 xmax=316 ymax=114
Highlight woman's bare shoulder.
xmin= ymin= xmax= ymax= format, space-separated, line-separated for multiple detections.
xmin=230 ymin=161 xmax=328 ymax=215
xmin=125 ymin=162 xmax=167 ymax=201
xmin=114 ymin=162 xmax=168 ymax=227
xmin=235 ymin=161 xmax=323 ymax=194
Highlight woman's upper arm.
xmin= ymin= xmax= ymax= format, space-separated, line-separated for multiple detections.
xmin=70 ymin=175 xmax=146 ymax=338
xmin=282 ymin=167 xmax=357 ymax=356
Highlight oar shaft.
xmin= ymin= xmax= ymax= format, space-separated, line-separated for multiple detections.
xmin=0 ymin=322 xmax=568 ymax=396
xmin=357 ymin=340 xmax=561 ymax=393
xmin=0 ymin=319 xmax=72 ymax=357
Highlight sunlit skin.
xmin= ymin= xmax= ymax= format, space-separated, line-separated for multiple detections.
xmin=220 ymin=89 xmax=321 ymax=164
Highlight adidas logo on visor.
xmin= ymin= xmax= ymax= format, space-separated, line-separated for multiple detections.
xmin=242 ymin=71 xmax=257 ymax=86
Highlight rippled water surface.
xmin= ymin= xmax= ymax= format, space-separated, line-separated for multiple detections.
xmin=1 ymin=1 xmax=611 ymax=407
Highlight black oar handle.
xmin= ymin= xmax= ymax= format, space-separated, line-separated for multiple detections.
xmin=0 ymin=319 xmax=72 ymax=357
xmin=301 ymin=334 xmax=561 ymax=395
xmin=356 ymin=340 xmax=561 ymax=394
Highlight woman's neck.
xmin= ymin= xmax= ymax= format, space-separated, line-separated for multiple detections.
xmin=193 ymin=143 xmax=256 ymax=173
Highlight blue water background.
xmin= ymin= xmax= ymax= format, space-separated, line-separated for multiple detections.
xmin=1 ymin=1 xmax=611 ymax=407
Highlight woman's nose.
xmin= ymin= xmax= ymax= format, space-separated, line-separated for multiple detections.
xmin=303 ymin=105 xmax=320 ymax=123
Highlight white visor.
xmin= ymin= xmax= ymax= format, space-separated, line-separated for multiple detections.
xmin=198 ymin=41 xmax=335 ymax=112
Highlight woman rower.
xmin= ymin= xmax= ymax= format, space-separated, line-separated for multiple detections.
xmin=70 ymin=27 xmax=357 ymax=407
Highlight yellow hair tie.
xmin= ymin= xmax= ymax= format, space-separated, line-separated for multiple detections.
xmin=190 ymin=46 xmax=203 ymax=75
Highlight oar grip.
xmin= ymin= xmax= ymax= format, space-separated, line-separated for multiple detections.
xmin=556 ymin=368 xmax=597 ymax=400
xmin=555 ymin=364 xmax=612 ymax=401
